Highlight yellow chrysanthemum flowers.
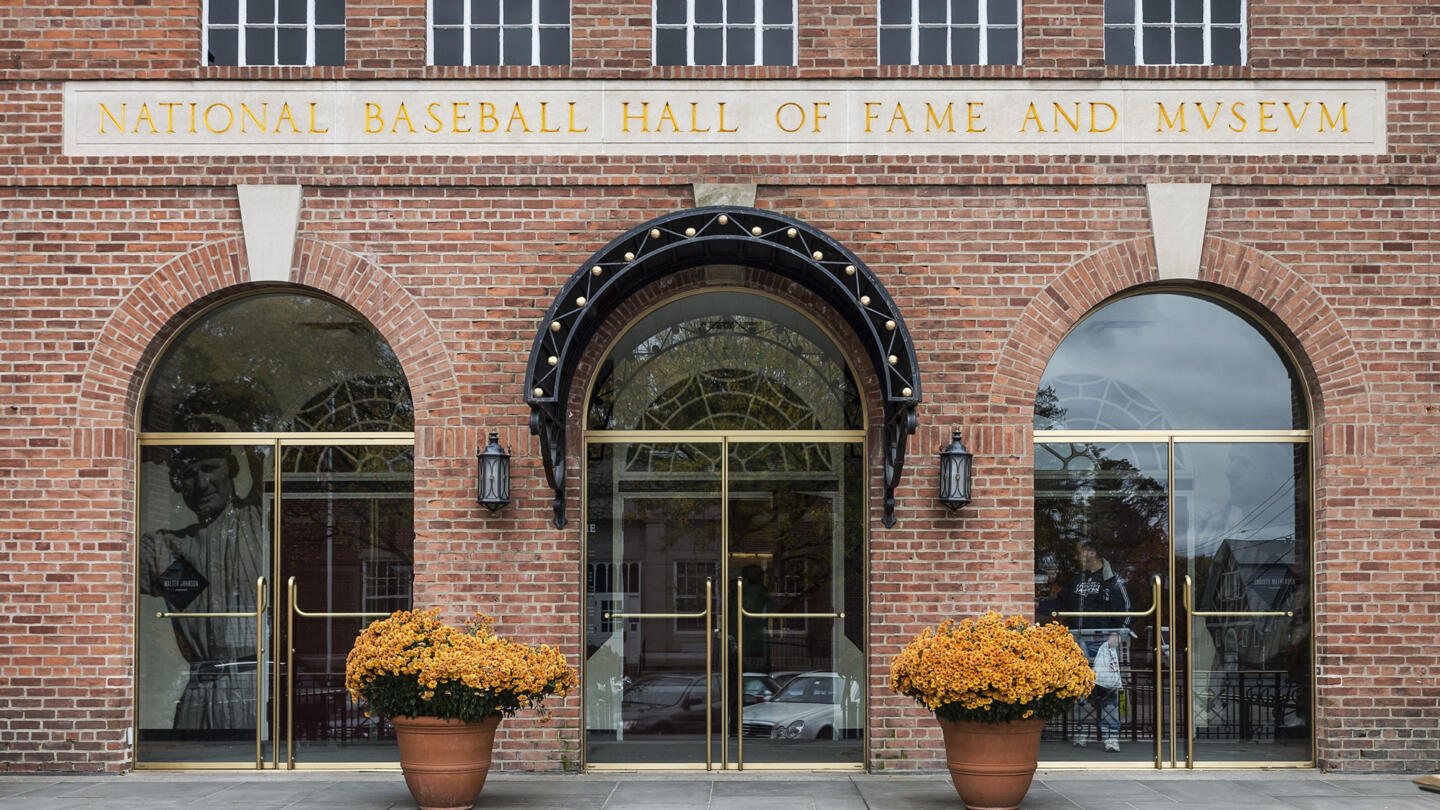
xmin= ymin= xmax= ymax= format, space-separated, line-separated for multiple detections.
xmin=345 ymin=608 xmax=578 ymax=724
xmin=889 ymin=612 xmax=1094 ymax=725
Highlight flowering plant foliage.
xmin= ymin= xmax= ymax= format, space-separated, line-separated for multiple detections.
xmin=889 ymin=612 xmax=1094 ymax=724
xmin=345 ymin=608 xmax=578 ymax=723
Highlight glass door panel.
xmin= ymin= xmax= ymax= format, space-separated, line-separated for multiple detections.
xmin=729 ymin=442 xmax=865 ymax=768
xmin=1035 ymin=441 xmax=1169 ymax=766
xmin=585 ymin=442 xmax=724 ymax=767
xmin=276 ymin=444 xmax=414 ymax=765
xmin=1176 ymin=442 xmax=1310 ymax=765
xmin=136 ymin=443 xmax=273 ymax=766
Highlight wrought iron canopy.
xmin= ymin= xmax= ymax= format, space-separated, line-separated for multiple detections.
xmin=524 ymin=206 xmax=921 ymax=528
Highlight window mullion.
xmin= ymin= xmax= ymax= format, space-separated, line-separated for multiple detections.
xmin=910 ymin=0 xmax=919 ymax=66
xmin=687 ymin=0 xmax=696 ymax=65
xmin=977 ymin=0 xmax=987 ymax=67
xmin=307 ymin=0 xmax=316 ymax=67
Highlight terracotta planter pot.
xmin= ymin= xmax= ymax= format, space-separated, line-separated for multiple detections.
xmin=391 ymin=715 xmax=501 ymax=810
xmin=936 ymin=716 xmax=1046 ymax=810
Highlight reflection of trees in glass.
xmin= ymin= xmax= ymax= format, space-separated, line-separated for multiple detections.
xmin=1035 ymin=439 xmax=1167 ymax=615
xmin=142 ymin=295 xmax=412 ymax=433
xmin=590 ymin=314 xmax=860 ymax=432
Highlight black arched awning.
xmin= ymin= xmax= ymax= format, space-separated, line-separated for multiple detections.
xmin=525 ymin=206 xmax=920 ymax=528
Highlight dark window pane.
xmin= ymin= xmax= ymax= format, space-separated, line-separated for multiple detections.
xmin=694 ymin=26 xmax=723 ymax=64
xmin=315 ymin=28 xmax=344 ymax=64
xmin=1142 ymin=25 xmax=1170 ymax=62
xmin=919 ymin=0 xmax=946 ymax=23
xmin=1142 ymin=0 xmax=1169 ymax=22
xmin=986 ymin=0 xmax=1017 ymax=25
xmin=1213 ymin=0 xmax=1242 ymax=23
xmin=953 ymin=0 xmax=978 ymax=24
xmin=1104 ymin=27 xmax=1135 ymax=64
xmin=472 ymin=26 xmax=501 ymax=63
xmin=918 ymin=26 xmax=947 ymax=63
xmin=1176 ymin=0 xmax=1202 ymax=23
xmin=696 ymin=1 xmax=722 ymax=23
xmin=539 ymin=26 xmax=569 ymax=63
xmin=278 ymin=0 xmax=305 ymax=24
xmin=539 ymin=0 xmax=568 ymax=24
xmin=1212 ymin=26 xmax=1242 ymax=64
xmin=951 ymin=26 xmax=980 ymax=63
xmin=246 ymin=27 xmax=275 ymax=63
xmin=207 ymin=28 xmax=238 ymax=64
xmin=277 ymin=26 xmax=306 ymax=63
xmin=656 ymin=0 xmax=686 ymax=25
xmin=726 ymin=28 xmax=755 ymax=63
xmin=433 ymin=26 xmax=464 ymax=63
xmin=762 ymin=27 xmax=791 ymax=64
xmin=209 ymin=0 xmax=238 ymax=25
xmin=763 ymin=0 xmax=791 ymax=24
xmin=1175 ymin=25 xmax=1203 ymax=62
xmin=879 ymin=28 xmax=910 ymax=64
xmin=434 ymin=0 xmax=463 ymax=26
xmin=503 ymin=0 xmax=530 ymax=23
xmin=316 ymin=0 xmax=345 ymax=24
xmin=473 ymin=0 xmax=499 ymax=24
xmin=655 ymin=26 xmax=686 ymax=64
xmin=728 ymin=0 xmax=753 ymax=24
xmin=987 ymin=26 xmax=1017 ymax=63
xmin=503 ymin=26 xmax=532 ymax=63
xmin=247 ymin=0 xmax=274 ymax=23
xmin=1103 ymin=0 xmax=1132 ymax=24
xmin=881 ymin=0 xmax=910 ymax=25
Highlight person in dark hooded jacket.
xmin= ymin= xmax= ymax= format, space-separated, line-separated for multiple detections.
xmin=1061 ymin=540 xmax=1131 ymax=751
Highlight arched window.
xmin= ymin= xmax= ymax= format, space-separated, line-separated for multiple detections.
xmin=136 ymin=293 xmax=413 ymax=767
xmin=1033 ymin=291 xmax=1311 ymax=768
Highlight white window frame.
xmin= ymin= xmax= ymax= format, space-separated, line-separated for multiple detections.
xmin=1103 ymin=0 xmax=1247 ymax=66
xmin=652 ymin=0 xmax=798 ymax=66
xmin=201 ymin=0 xmax=345 ymax=66
xmin=427 ymin=0 xmax=571 ymax=66
xmin=877 ymin=0 xmax=1023 ymax=65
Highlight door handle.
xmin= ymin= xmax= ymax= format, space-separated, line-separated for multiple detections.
xmin=735 ymin=576 xmax=846 ymax=771
xmin=605 ymin=578 xmax=714 ymax=771
xmin=1052 ymin=575 xmax=1164 ymax=769
xmin=157 ymin=576 xmax=268 ymax=770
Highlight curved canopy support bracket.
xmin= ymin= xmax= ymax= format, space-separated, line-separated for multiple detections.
xmin=524 ymin=206 xmax=923 ymax=529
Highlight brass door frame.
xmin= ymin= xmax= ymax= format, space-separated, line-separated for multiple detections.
xmin=1034 ymin=432 xmax=1314 ymax=770
xmin=581 ymin=432 xmax=866 ymax=772
xmin=134 ymin=434 xmax=413 ymax=771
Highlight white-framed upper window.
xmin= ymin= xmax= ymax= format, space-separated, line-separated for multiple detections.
xmin=430 ymin=0 xmax=571 ymax=66
xmin=653 ymin=0 xmax=797 ymax=66
xmin=203 ymin=0 xmax=346 ymax=66
xmin=1104 ymin=0 xmax=1245 ymax=65
xmin=879 ymin=0 xmax=1021 ymax=65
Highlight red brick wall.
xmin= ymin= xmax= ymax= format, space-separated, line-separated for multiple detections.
xmin=1 ymin=0 xmax=1438 ymax=777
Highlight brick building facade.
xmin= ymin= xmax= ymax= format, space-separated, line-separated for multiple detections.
xmin=1 ymin=0 xmax=1437 ymax=776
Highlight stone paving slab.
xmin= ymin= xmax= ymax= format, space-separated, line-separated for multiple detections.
xmin=0 ymin=769 xmax=1429 ymax=810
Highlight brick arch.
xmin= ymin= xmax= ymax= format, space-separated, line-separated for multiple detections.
xmin=985 ymin=236 xmax=1374 ymax=434
xmin=77 ymin=236 xmax=461 ymax=433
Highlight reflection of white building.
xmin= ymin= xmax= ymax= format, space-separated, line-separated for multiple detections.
xmin=1199 ymin=538 xmax=1302 ymax=671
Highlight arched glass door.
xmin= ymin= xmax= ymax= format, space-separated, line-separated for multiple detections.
xmin=135 ymin=293 xmax=414 ymax=768
xmin=583 ymin=291 xmax=866 ymax=770
xmin=1033 ymin=292 xmax=1312 ymax=768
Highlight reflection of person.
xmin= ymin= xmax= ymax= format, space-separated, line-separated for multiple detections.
xmin=739 ymin=564 xmax=771 ymax=673
xmin=1061 ymin=541 xmax=1130 ymax=750
xmin=140 ymin=437 xmax=266 ymax=730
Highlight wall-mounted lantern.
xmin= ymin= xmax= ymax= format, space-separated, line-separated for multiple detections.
xmin=938 ymin=429 xmax=973 ymax=511
xmin=477 ymin=431 xmax=511 ymax=513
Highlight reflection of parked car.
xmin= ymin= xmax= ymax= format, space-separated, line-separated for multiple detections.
xmin=741 ymin=672 xmax=860 ymax=740
xmin=743 ymin=672 xmax=779 ymax=705
xmin=621 ymin=673 xmax=721 ymax=735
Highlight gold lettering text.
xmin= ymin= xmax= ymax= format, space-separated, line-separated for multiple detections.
xmin=307 ymin=101 xmax=329 ymax=134
xmin=133 ymin=103 xmax=159 ymax=135
xmin=1020 ymin=102 xmax=1045 ymax=133
xmin=1258 ymin=101 xmax=1277 ymax=133
xmin=967 ymin=102 xmax=986 ymax=133
xmin=391 ymin=102 xmax=415 ymax=134
xmin=925 ymin=103 xmax=955 ymax=134
xmin=239 ymin=102 xmax=266 ymax=134
xmin=621 ymin=102 xmax=648 ymax=133
xmin=568 ymin=101 xmax=589 ymax=133
xmin=1156 ymin=102 xmax=1187 ymax=133
xmin=1228 ymin=102 xmax=1247 ymax=132
xmin=1319 ymin=102 xmax=1349 ymax=133
xmin=205 ymin=103 xmax=234 ymax=134
xmin=99 ymin=103 xmax=125 ymax=134
xmin=539 ymin=102 xmax=561 ymax=133
xmin=1284 ymin=101 xmax=1310 ymax=130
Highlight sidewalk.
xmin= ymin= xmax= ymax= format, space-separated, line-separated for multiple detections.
xmin=0 ymin=769 xmax=1432 ymax=810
